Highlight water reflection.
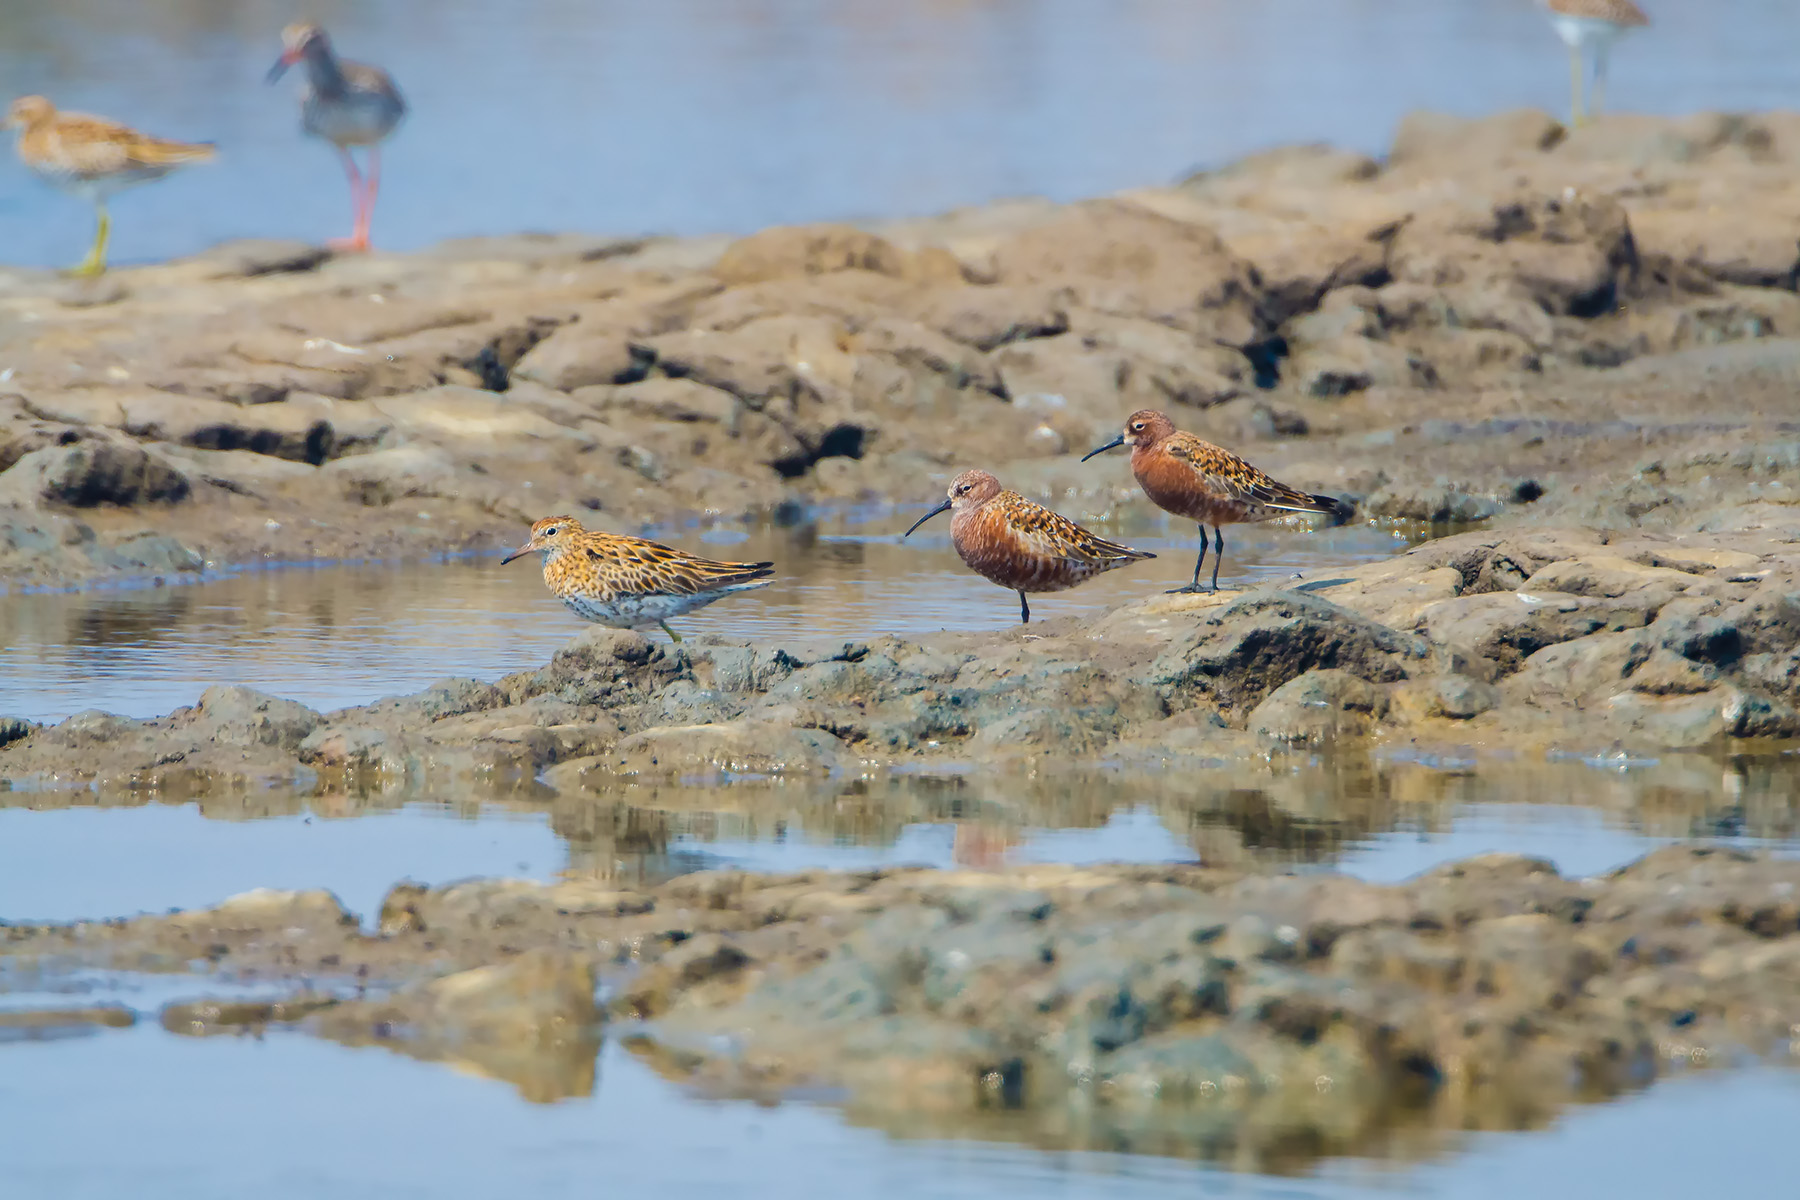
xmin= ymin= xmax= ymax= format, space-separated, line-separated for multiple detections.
xmin=4 ymin=749 xmax=1796 ymax=922
xmin=0 ymin=513 xmax=1410 ymax=724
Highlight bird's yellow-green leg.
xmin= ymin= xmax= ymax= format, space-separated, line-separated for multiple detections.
xmin=660 ymin=620 xmax=683 ymax=643
xmin=70 ymin=203 xmax=111 ymax=277
xmin=1568 ymin=46 xmax=1586 ymax=128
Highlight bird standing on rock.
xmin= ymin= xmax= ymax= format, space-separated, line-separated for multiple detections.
xmin=1539 ymin=0 xmax=1650 ymax=127
xmin=268 ymin=22 xmax=406 ymax=252
xmin=502 ymin=516 xmax=775 ymax=643
xmin=904 ymin=468 xmax=1155 ymax=624
xmin=3 ymin=95 xmax=214 ymax=276
xmin=1082 ymin=409 xmax=1349 ymax=595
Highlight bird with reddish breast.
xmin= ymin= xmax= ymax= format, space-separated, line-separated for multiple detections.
xmin=268 ymin=22 xmax=406 ymax=252
xmin=1082 ymin=409 xmax=1349 ymax=595
xmin=501 ymin=516 xmax=774 ymax=643
xmin=903 ymin=468 xmax=1155 ymax=624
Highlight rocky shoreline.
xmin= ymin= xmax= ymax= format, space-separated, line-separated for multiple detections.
xmin=7 ymin=106 xmax=1800 ymax=1161
xmin=2 ymin=108 xmax=1798 ymax=592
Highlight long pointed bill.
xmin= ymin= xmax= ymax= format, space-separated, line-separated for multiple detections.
xmin=903 ymin=500 xmax=953 ymax=538
xmin=266 ymin=52 xmax=299 ymax=84
xmin=499 ymin=545 xmax=531 ymax=565
xmin=1080 ymin=435 xmax=1127 ymax=463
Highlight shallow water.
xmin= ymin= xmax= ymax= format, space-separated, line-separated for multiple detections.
xmin=7 ymin=507 xmax=1800 ymax=1189
xmin=2 ymin=1 xmax=1796 ymax=268
xmin=0 ymin=510 xmax=1410 ymax=724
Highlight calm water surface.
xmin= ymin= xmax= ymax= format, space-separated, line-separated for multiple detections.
xmin=5 ymin=512 xmax=1800 ymax=1191
xmin=1 ymin=1 xmax=1796 ymax=268
xmin=2 ymin=1019 xmax=1793 ymax=1200
xmin=0 ymin=511 xmax=1412 ymax=723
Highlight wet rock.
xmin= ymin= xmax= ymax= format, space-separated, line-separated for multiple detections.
xmin=194 ymin=685 xmax=322 ymax=751
xmin=1362 ymin=483 xmax=1501 ymax=524
xmin=1149 ymin=591 xmax=1437 ymax=715
xmin=1431 ymin=674 xmax=1500 ymax=719
xmin=0 ymin=436 xmax=190 ymax=507
xmin=606 ymin=720 xmax=848 ymax=777
xmin=319 ymin=446 xmax=458 ymax=506
xmin=1416 ymin=592 xmax=1653 ymax=677
xmin=0 ymin=716 xmax=32 ymax=748
xmin=1248 ymin=669 xmax=1389 ymax=743
xmin=298 ymin=725 xmax=400 ymax=771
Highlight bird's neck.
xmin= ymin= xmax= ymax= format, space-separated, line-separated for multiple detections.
xmin=302 ymin=45 xmax=351 ymax=96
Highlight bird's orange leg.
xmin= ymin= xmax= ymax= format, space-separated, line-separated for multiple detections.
xmin=328 ymin=147 xmax=371 ymax=252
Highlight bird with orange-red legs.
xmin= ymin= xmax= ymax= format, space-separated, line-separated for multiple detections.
xmin=904 ymin=468 xmax=1155 ymax=624
xmin=502 ymin=516 xmax=774 ymax=643
xmin=268 ymin=22 xmax=406 ymax=252
xmin=1082 ymin=409 xmax=1350 ymax=595
xmin=3 ymin=95 xmax=214 ymax=276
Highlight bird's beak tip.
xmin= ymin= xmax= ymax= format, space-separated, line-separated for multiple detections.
xmin=1080 ymin=436 xmax=1126 ymax=463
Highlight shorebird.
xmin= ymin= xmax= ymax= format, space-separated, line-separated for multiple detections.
xmin=3 ymin=95 xmax=214 ymax=276
xmin=267 ymin=22 xmax=406 ymax=252
xmin=1539 ymin=0 xmax=1650 ymax=126
xmin=501 ymin=516 xmax=774 ymax=642
xmin=1082 ymin=409 xmax=1348 ymax=595
xmin=903 ymin=468 xmax=1155 ymax=624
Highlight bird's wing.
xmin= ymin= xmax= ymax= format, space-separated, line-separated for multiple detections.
xmin=39 ymin=113 xmax=213 ymax=176
xmin=1163 ymin=433 xmax=1333 ymax=514
xmin=999 ymin=494 xmax=1155 ymax=565
xmin=589 ymin=536 xmax=773 ymax=595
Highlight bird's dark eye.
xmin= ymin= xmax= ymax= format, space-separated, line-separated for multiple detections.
xmin=1130 ymin=423 xmax=1144 ymax=432
xmin=543 ymin=526 xmax=560 ymax=537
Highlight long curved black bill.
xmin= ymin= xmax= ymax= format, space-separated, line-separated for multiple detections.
xmin=1080 ymin=435 xmax=1127 ymax=463
xmin=903 ymin=500 xmax=953 ymax=538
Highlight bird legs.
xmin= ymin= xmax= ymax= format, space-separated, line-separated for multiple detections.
xmin=329 ymin=145 xmax=381 ymax=252
xmin=1167 ymin=526 xmax=1224 ymax=595
xmin=1567 ymin=44 xmax=1586 ymax=127
xmin=659 ymin=620 xmax=683 ymax=643
xmin=1018 ymin=591 xmax=1031 ymax=625
xmin=68 ymin=202 xmax=111 ymax=277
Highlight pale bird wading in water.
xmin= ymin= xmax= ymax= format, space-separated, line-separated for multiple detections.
xmin=1539 ymin=0 xmax=1650 ymax=127
xmin=1083 ymin=409 xmax=1350 ymax=595
xmin=903 ymin=468 xmax=1155 ymax=625
xmin=3 ymin=95 xmax=214 ymax=276
xmin=501 ymin=516 xmax=775 ymax=643
xmin=267 ymin=22 xmax=406 ymax=252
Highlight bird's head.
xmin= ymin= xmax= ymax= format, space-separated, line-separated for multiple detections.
xmin=3 ymin=95 xmax=54 ymax=132
xmin=268 ymin=23 xmax=328 ymax=82
xmin=1081 ymin=409 xmax=1175 ymax=461
xmin=904 ymin=469 xmax=1002 ymax=536
xmin=501 ymin=515 xmax=585 ymax=564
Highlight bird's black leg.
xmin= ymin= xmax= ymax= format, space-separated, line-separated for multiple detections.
xmin=1166 ymin=524 xmax=1209 ymax=594
xmin=1018 ymin=591 xmax=1031 ymax=624
xmin=1209 ymin=527 xmax=1224 ymax=593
